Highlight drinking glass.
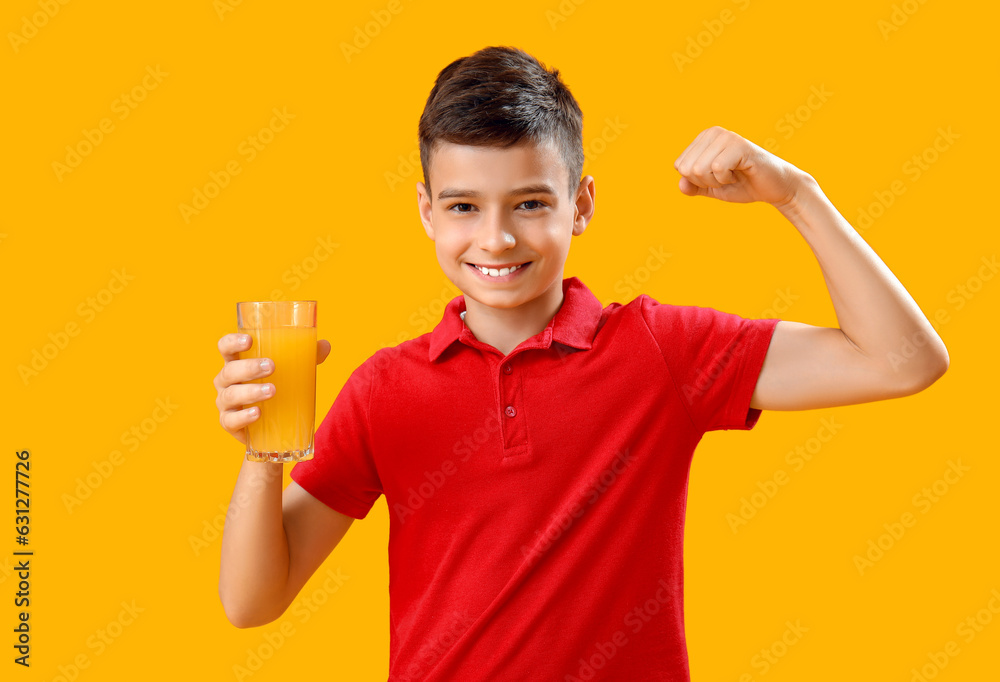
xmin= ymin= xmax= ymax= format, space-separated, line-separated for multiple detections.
xmin=236 ymin=300 xmax=317 ymax=462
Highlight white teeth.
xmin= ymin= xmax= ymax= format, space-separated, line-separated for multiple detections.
xmin=476 ymin=263 xmax=522 ymax=277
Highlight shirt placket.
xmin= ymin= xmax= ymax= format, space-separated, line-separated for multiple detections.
xmin=458 ymin=324 xmax=549 ymax=462
xmin=497 ymin=355 xmax=528 ymax=459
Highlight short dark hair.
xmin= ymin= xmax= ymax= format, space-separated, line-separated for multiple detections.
xmin=418 ymin=45 xmax=584 ymax=201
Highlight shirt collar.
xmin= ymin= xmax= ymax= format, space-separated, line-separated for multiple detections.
xmin=428 ymin=276 xmax=603 ymax=362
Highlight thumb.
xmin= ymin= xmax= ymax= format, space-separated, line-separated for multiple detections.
xmin=678 ymin=176 xmax=710 ymax=197
xmin=317 ymin=339 xmax=332 ymax=365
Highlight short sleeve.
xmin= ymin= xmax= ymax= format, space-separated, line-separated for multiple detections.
xmin=639 ymin=295 xmax=780 ymax=433
xmin=289 ymin=355 xmax=383 ymax=519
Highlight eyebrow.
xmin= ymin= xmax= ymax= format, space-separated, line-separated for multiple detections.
xmin=436 ymin=183 xmax=558 ymax=201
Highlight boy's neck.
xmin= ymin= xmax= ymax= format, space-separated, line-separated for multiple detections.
xmin=461 ymin=277 xmax=565 ymax=357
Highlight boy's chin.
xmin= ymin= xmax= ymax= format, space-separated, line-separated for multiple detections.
xmin=459 ymin=286 xmax=545 ymax=312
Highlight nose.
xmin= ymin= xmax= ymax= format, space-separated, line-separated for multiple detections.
xmin=475 ymin=211 xmax=516 ymax=254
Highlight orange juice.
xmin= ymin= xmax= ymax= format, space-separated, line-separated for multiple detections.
xmin=238 ymin=325 xmax=317 ymax=459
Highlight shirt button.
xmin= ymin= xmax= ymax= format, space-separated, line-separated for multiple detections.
xmin=502 ymin=363 xmax=512 ymax=375
xmin=504 ymin=405 xmax=517 ymax=418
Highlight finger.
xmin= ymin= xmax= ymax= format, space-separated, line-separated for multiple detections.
xmin=709 ymin=141 xmax=752 ymax=185
xmin=703 ymin=137 xmax=738 ymax=186
xmin=690 ymin=132 xmax=740 ymax=188
xmin=220 ymin=356 xmax=274 ymax=388
xmin=673 ymin=128 xmax=709 ymax=171
xmin=678 ymin=176 xmax=709 ymax=197
xmin=676 ymin=136 xmax=725 ymax=189
xmin=712 ymin=165 xmax=735 ymax=185
xmin=675 ymin=126 xmax=724 ymax=171
xmin=317 ymin=339 xmax=332 ymax=365
xmin=218 ymin=380 xmax=275 ymax=412
xmin=219 ymin=332 xmax=252 ymax=362
xmin=675 ymin=127 xmax=721 ymax=179
xmin=221 ymin=405 xmax=260 ymax=434
xmin=673 ymin=129 xmax=705 ymax=169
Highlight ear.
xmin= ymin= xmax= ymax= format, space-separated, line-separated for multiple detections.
xmin=572 ymin=175 xmax=595 ymax=236
xmin=416 ymin=181 xmax=435 ymax=240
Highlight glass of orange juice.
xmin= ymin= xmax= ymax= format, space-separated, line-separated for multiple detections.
xmin=236 ymin=300 xmax=317 ymax=462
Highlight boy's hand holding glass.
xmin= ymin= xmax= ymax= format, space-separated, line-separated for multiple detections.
xmin=213 ymin=301 xmax=332 ymax=462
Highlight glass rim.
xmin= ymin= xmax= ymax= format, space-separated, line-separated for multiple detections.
xmin=236 ymin=300 xmax=317 ymax=305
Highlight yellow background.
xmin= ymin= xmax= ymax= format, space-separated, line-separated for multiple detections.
xmin=4 ymin=0 xmax=998 ymax=679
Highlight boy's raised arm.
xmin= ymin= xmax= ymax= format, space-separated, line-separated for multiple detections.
xmin=218 ymin=460 xmax=355 ymax=628
xmin=673 ymin=126 xmax=949 ymax=411
xmin=214 ymin=332 xmax=354 ymax=628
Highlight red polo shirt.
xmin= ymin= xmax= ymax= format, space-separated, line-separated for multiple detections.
xmin=290 ymin=276 xmax=780 ymax=681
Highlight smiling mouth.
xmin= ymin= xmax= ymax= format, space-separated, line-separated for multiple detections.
xmin=467 ymin=261 xmax=531 ymax=277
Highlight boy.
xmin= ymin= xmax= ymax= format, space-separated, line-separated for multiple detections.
xmin=214 ymin=46 xmax=948 ymax=681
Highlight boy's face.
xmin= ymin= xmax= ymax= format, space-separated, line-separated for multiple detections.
xmin=416 ymin=138 xmax=594 ymax=312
